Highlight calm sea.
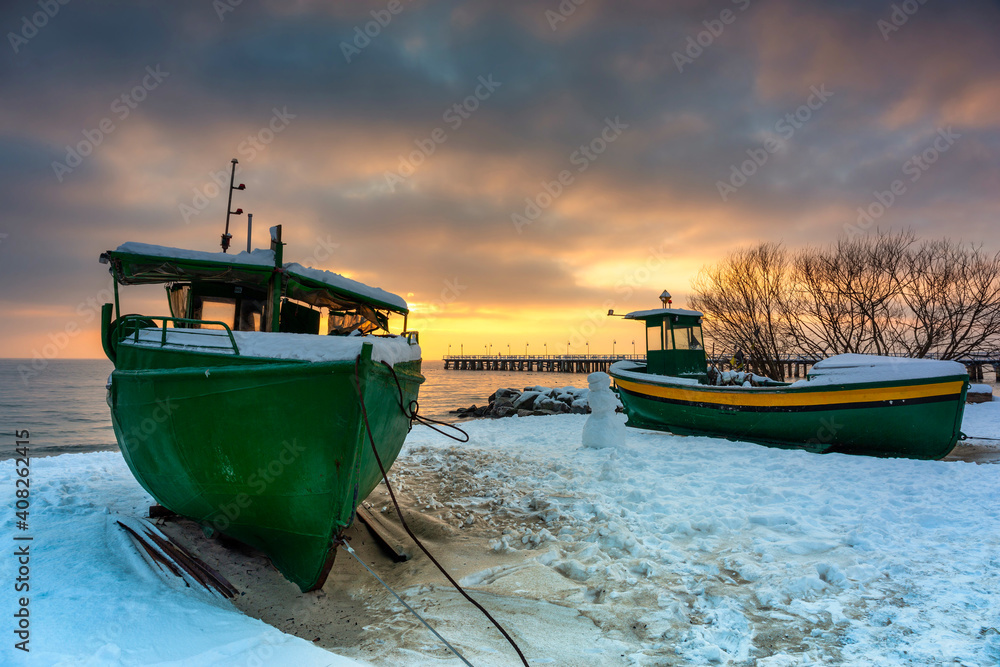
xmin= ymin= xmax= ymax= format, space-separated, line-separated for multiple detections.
xmin=0 ymin=359 xmax=588 ymax=459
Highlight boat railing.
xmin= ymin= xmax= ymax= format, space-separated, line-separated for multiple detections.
xmin=116 ymin=315 xmax=241 ymax=355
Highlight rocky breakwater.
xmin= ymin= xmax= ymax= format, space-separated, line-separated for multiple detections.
xmin=451 ymin=385 xmax=595 ymax=419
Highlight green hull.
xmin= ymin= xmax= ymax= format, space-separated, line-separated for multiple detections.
xmin=611 ymin=367 xmax=968 ymax=460
xmin=107 ymin=339 xmax=422 ymax=591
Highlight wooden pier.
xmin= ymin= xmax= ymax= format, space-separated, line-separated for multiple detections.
xmin=443 ymin=354 xmax=644 ymax=374
xmin=443 ymin=353 xmax=1000 ymax=379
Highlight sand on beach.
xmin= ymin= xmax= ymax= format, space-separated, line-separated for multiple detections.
xmin=156 ymin=454 xmax=637 ymax=666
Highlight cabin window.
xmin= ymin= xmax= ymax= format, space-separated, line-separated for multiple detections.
xmin=279 ymin=299 xmax=321 ymax=335
xmin=197 ymin=298 xmax=237 ymax=330
xmin=328 ymin=311 xmax=367 ymax=335
xmin=185 ymin=283 xmax=267 ymax=332
xmin=673 ymin=325 xmax=703 ymax=351
xmin=237 ymin=298 xmax=264 ymax=332
xmin=167 ymin=285 xmax=190 ymax=319
xmin=646 ymin=323 xmax=663 ymax=352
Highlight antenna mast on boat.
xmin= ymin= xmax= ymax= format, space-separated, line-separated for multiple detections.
xmin=221 ymin=158 xmax=245 ymax=253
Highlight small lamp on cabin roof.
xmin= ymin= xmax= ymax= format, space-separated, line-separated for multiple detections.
xmin=660 ymin=290 xmax=672 ymax=308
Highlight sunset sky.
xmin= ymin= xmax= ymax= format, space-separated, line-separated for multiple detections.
xmin=1 ymin=0 xmax=998 ymax=361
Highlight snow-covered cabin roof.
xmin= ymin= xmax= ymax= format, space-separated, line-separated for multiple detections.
xmin=104 ymin=242 xmax=409 ymax=314
xmin=283 ymin=262 xmax=407 ymax=312
xmin=624 ymin=308 xmax=703 ymax=320
xmin=114 ymin=242 xmax=277 ymax=267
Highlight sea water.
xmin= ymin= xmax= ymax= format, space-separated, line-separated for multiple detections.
xmin=0 ymin=359 xmax=591 ymax=459
xmin=1 ymin=358 xmax=116 ymax=459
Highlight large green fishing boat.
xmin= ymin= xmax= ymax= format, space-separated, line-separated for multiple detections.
xmin=609 ymin=293 xmax=969 ymax=459
xmin=99 ymin=169 xmax=422 ymax=591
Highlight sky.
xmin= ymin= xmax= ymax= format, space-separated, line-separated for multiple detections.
xmin=1 ymin=0 xmax=998 ymax=361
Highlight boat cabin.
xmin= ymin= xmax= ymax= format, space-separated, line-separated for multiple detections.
xmin=99 ymin=225 xmax=412 ymax=357
xmin=624 ymin=307 xmax=708 ymax=381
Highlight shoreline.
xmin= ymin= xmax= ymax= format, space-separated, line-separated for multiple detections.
xmin=6 ymin=401 xmax=1000 ymax=664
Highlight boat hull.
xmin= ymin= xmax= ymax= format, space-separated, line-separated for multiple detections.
xmin=611 ymin=368 xmax=968 ymax=459
xmin=107 ymin=343 xmax=422 ymax=591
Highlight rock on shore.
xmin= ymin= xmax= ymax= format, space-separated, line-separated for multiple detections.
xmin=451 ymin=385 xmax=622 ymax=419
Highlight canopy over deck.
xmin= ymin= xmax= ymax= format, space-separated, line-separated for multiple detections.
xmin=102 ymin=242 xmax=409 ymax=315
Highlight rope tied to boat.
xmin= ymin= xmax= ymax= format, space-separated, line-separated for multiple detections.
xmin=353 ymin=357 xmax=530 ymax=667
xmin=333 ymin=537 xmax=473 ymax=666
xmin=381 ymin=360 xmax=470 ymax=442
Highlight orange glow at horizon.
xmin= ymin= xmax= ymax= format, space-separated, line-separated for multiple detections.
xmin=3 ymin=1 xmax=999 ymax=367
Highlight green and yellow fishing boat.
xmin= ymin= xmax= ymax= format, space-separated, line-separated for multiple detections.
xmin=609 ymin=293 xmax=969 ymax=459
xmin=99 ymin=186 xmax=422 ymax=590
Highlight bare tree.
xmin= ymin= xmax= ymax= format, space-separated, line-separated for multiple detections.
xmin=691 ymin=243 xmax=795 ymax=380
xmin=791 ymin=231 xmax=915 ymax=356
xmin=692 ymin=232 xmax=1000 ymax=379
xmin=901 ymin=239 xmax=1000 ymax=359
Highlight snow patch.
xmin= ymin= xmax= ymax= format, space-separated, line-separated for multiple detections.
xmin=124 ymin=327 xmax=421 ymax=365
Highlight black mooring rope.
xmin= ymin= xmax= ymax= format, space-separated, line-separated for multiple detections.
xmin=353 ymin=358 xmax=529 ymax=667
xmin=335 ymin=539 xmax=473 ymax=666
xmin=381 ymin=360 xmax=470 ymax=443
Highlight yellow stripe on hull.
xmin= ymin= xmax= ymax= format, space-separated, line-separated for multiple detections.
xmin=613 ymin=377 xmax=966 ymax=409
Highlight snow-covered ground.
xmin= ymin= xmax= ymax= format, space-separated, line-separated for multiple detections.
xmin=393 ymin=401 xmax=1000 ymax=665
xmin=3 ymin=400 xmax=999 ymax=665
xmin=0 ymin=454 xmax=358 ymax=667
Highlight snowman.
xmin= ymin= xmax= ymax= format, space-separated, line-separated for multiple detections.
xmin=582 ymin=371 xmax=623 ymax=449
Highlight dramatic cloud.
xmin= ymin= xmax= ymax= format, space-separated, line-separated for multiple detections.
xmin=1 ymin=0 xmax=998 ymax=361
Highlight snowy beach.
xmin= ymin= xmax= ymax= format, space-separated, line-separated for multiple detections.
xmin=4 ymin=401 xmax=1000 ymax=666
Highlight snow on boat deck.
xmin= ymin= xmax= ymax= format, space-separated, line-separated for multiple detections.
xmin=790 ymin=354 xmax=969 ymax=387
xmin=3 ymin=401 xmax=999 ymax=665
xmin=124 ymin=328 xmax=421 ymax=365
